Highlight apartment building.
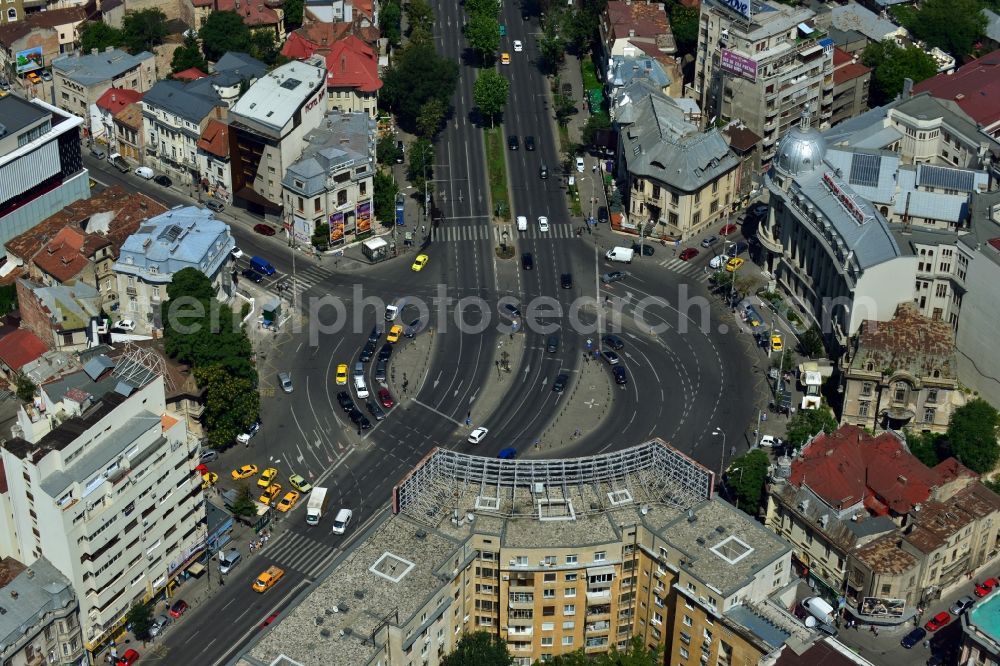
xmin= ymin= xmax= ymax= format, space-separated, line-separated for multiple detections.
xmin=616 ymin=88 xmax=740 ymax=240
xmin=243 ymin=441 xmax=800 ymax=666
xmin=691 ymin=0 xmax=834 ymax=165
xmin=196 ymin=119 xmax=233 ymax=203
xmin=113 ymin=102 xmax=144 ymax=165
xmin=830 ymin=47 xmax=870 ymax=127
xmin=0 ymin=95 xmax=88 ymax=263
xmin=0 ymin=374 xmax=206 ymax=661
xmin=229 ymin=60 xmax=328 ymax=219
xmin=913 ymin=47 xmax=1000 ymax=139
xmin=0 ymin=557 xmax=85 ymax=666
xmin=51 ymin=48 xmax=156 ymax=137
xmin=282 ymin=111 xmax=376 ymax=247
xmin=961 ymin=585 xmax=1000 ymax=666
xmin=840 ymin=304 xmax=959 ymax=433
xmin=142 ymin=79 xmax=225 ymax=187
xmin=112 ymin=206 xmax=235 ymax=334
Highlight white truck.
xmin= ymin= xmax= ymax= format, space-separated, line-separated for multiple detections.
xmin=605 ymin=246 xmax=635 ymax=263
xmin=305 ymin=487 xmax=328 ymax=526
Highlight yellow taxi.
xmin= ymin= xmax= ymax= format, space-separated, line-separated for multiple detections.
xmin=257 ymin=467 xmax=278 ymax=488
xmin=259 ymin=483 xmax=282 ymax=505
xmin=201 ymin=472 xmax=218 ymax=489
xmin=500 ymin=53 xmax=511 ymax=65
xmin=725 ymin=257 xmax=745 ymax=272
xmin=411 ymin=254 xmax=429 ymax=272
xmin=387 ymin=324 xmax=403 ymax=343
xmin=27 ymin=72 xmax=42 ymax=84
xmin=771 ymin=333 xmax=783 ymax=352
xmin=335 ymin=363 xmax=349 ymax=385
xmin=288 ymin=473 xmax=312 ymax=493
xmin=231 ymin=464 xmax=258 ymax=481
xmin=276 ymin=490 xmax=300 ymax=512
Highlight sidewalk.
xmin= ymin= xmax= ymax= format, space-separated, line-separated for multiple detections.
xmin=539 ymin=341 xmax=615 ymax=456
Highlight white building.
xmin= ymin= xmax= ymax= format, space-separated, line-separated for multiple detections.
xmin=0 ymin=373 xmax=205 ymax=661
xmin=112 ymin=206 xmax=235 ymax=334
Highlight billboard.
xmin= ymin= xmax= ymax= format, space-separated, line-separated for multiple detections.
xmin=721 ymin=49 xmax=758 ymax=83
xmin=718 ymin=0 xmax=751 ymax=20
xmin=15 ymin=47 xmax=44 ymax=74
xmin=860 ymin=596 xmax=905 ymax=618
xmin=329 ymin=212 xmax=345 ymax=243
xmin=357 ymin=201 xmax=372 ymax=234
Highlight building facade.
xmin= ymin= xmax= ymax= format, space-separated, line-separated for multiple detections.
xmin=691 ymin=0 xmax=834 ymax=165
xmin=141 ymin=79 xmax=224 ymax=187
xmin=112 ymin=102 xmax=144 ymax=164
xmin=1 ymin=375 xmax=206 ymax=660
xmin=830 ymin=47 xmax=870 ymax=127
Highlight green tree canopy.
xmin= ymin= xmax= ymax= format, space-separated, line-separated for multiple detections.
xmin=405 ymin=0 xmax=435 ymax=34
xmin=906 ymin=430 xmax=945 ymax=468
xmin=121 ymin=8 xmax=168 ymax=54
xmin=581 ymin=113 xmax=610 ymax=147
xmin=312 ymin=222 xmax=330 ymax=251
xmin=417 ymin=97 xmax=447 ymax=139
xmin=725 ymin=449 xmax=770 ymax=513
xmin=373 ymin=171 xmax=399 ymax=225
xmin=406 ymin=138 xmax=435 ymax=200
xmin=229 ymin=483 xmax=258 ymax=517
xmin=195 ymin=364 xmax=260 ymax=448
xmin=80 ymin=21 xmax=125 ymax=54
xmin=199 ymin=11 xmax=251 ymax=62
xmin=284 ymin=0 xmax=304 ymax=27
xmin=381 ymin=0 xmax=402 ymax=47
xmin=248 ymin=30 xmax=282 ymax=65
xmin=541 ymin=638 xmax=662 ymax=665
xmin=167 ymin=266 xmax=216 ymax=301
xmin=14 ymin=372 xmax=37 ymax=403
xmin=553 ymin=92 xmax=576 ymax=127
xmin=442 ymin=632 xmax=512 ymax=666
xmin=785 ymin=405 xmax=838 ymax=447
xmin=464 ymin=13 xmax=501 ymax=63
xmin=171 ymin=34 xmax=209 ymax=74
xmin=381 ymin=41 xmax=459 ymax=132
xmin=906 ymin=0 xmax=986 ymax=63
xmin=948 ymin=398 xmax=1000 ymax=474
xmin=668 ymin=2 xmax=699 ymax=54
xmin=799 ymin=327 xmax=825 ymax=358
xmin=861 ymin=39 xmax=939 ymax=105
xmin=537 ymin=21 xmax=566 ymax=74
xmin=377 ymin=134 xmax=402 ymax=166
xmin=126 ymin=602 xmax=155 ymax=641
xmin=473 ymin=69 xmax=510 ymax=126
xmin=464 ymin=0 xmax=500 ymax=16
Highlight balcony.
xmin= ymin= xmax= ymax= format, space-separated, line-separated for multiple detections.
xmin=586 ymin=604 xmax=611 ymax=619
xmin=508 ymin=596 xmax=535 ymax=610
xmin=508 ymin=615 xmax=534 ymax=627
xmin=586 ymin=588 xmax=612 ymax=603
xmin=586 ymin=620 xmax=611 ymax=633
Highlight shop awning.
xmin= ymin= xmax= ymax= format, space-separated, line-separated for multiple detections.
xmin=186 ymin=562 xmax=205 ymax=576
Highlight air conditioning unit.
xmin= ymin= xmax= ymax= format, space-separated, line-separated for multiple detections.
xmin=502 ymin=575 xmax=509 ymax=580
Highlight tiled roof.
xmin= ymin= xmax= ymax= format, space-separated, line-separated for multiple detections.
xmin=913 ymin=48 xmax=1000 ymax=129
xmin=33 ymin=227 xmax=89 ymax=283
xmin=210 ymin=0 xmax=281 ymax=27
xmin=724 ymin=125 xmax=761 ymax=153
xmin=113 ymin=102 xmax=144 ymax=130
xmin=324 ymin=36 xmax=382 ymax=92
xmin=0 ymin=5 xmax=85 ymax=45
xmin=0 ymin=329 xmax=48 ymax=371
xmin=606 ymin=0 xmax=670 ymax=41
xmin=290 ymin=19 xmax=379 ymax=49
xmin=173 ymin=67 xmax=207 ymax=81
xmin=832 ymin=47 xmax=871 ymax=85
xmin=790 ymin=425 xmax=973 ymax=515
xmin=853 ymin=534 xmax=917 ymax=574
xmin=197 ymin=119 xmax=230 ymax=158
xmin=848 ymin=303 xmax=956 ymax=379
xmin=95 ymin=87 xmax=143 ymax=115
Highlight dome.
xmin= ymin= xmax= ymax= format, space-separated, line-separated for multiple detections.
xmin=773 ymin=107 xmax=826 ymax=177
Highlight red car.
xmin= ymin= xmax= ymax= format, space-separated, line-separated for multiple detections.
xmin=924 ymin=611 xmax=951 ymax=631
xmin=260 ymin=612 xmax=279 ymax=629
xmin=719 ymin=223 xmax=738 ymax=236
xmin=975 ymin=577 xmax=998 ymax=597
xmin=253 ymin=224 xmax=276 ymax=236
xmin=378 ymin=388 xmax=394 ymax=409
xmin=679 ymin=248 xmax=699 ymax=261
xmin=168 ymin=599 xmax=189 ymax=618
xmin=116 ymin=648 xmax=140 ymax=666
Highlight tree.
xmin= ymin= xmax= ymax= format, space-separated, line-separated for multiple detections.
xmin=80 ymin=21 xmax=124 ymax=54
xmin=171 ymin=34 xmax=209 ymax=74
xmin=195 ymin=364 xmax=260 ymax=449
xmin=406 ymin=0 xmax=435 ymax=35
xmin=416 ymin=98 xmax=447 ymax=139
xmin=284 ymin=0 xmax=304 ymax=27
xmin=861 ymin=40 xmax=938 ymax=105
xmin=126 ymin=602 xmax=155 ymax=641
xmin=374 ymin=171 xmax=399 ymax=225
xmin=381 ymin=0 xmax=402 ymax=47
xmin=537 ymin=21 xmax=566 ymax=74
xmin=473 ymin=69 xmax=510 ymax=127
xmin=407 ymin=138 xmax=435 ymax=200
xmin=13 ymin=372 xmax=36 ymax=403
xmin=724 ymin=449 xmax=769 ymax=513
xmin=0 ymin=284 xmax=16 ymax=316
xmin=441 ymin=632 xmax=512 ymax=666
xmin=464 ymin=13 xmax=501 ymax=63
xmin=377 ymin=134 xmax=402 ymax=167
xmin=199 ymin=11 xmax=251 ymax=62
xmin=229 ymin=483 xmax=258 ymax=518
xmin=948 ymin=398 xmax=1000 ymax=474
xmin=799 ymin=327 xmax=825 ymax=358
xmin=785 ymin=405 xmax=838 ymax=447
xmin=121 ymin=9 xmax=168 ymax=54
xmin=312 ymin=222 xmax=330 ymax=251
xmin=581 ymin=113 xmax=610 ymax=147
xmin=380 ymin=41 xmax=459 ymax=131
xmin=553 ymin=92 xmax=576 ymax=126
xmin=249 ymin=30 xmax=281 ymax=65
xmin=669 ymin=2 xmax=699 ymax=55
xmin=906 ymin=430 xmax=944 ymax=468
xmin=907 ymin=0 xmax=986 ymax=63
xmin=545 ymin=639 xmax=661 ymax=665
xmin=464 ymin=0 xmax=500 ymax=16
xmin=167 ymin=266 xmax=216 ymax=302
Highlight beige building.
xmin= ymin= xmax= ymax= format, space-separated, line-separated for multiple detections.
xmin=616 ymin=89 xmax=740 ymax=240
xmin=113 ymin=102 xmax=144 ymax=164
xmin=242 ymin=441 xmax=803 ymax=666
xmin=0 ymin=557 xmax=85 ymax=666
xmin=830 ymin=47 xmax=871 ymax=128
xmin=840 ymin=304 xmax=960 ymax=433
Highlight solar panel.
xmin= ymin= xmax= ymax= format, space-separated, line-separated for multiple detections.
xmin=848 ymin=152 xmax=881 ymax=188
xmin=161 ymin=224 xmax=183 ymax=242
xmin=917 ymin=164 xmax=977 ymax=192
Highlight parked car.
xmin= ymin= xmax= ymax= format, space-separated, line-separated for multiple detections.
xmin=924 ymin=611 xmax=951 ymax=631
xmin=951 ymin=595 xmax=975 ymax=615
xmin=378 ymin=388 xmax=394 ymax=409
xmin=168 ymin=600 xmax=189 ymax=618
xmin=378 ymin=343 xmax=393 ymax=362
xmin=679 ymin=248 xmax=699 ymax=261
xmin=366 ymin=399 xmax=386 ymax=421
xmin=153 ymin=174 xmax=172 ymax=187
xmin=149 ymin=614 xmax=171 ymax=637
xmin=241 ymin=268 xmax=264 ymax=283
xmin=116 ymin=648 xmax=140 ymax=666
xmin=630 ymin=243 xmax=655 ymax=256
xmin=575 ymin=156 xmax=585 ymax=172
xmin=719 ymin=223 xmax=738 ymax=235
xmin=206 ymin=199 xmax=225 ymax=212
xmin=199 ymin=449 xmax=219 ymax=463
xmin=112 ymin=319 xmax=136 ymax=332
xmin=900 ymin=627 xmax=926 ymax=649
xmin=337 ymin=391 xmax=355 ymax=412
xmin=612 ymin=366 xmax=628 ymax=385
xmin=701 ymin=235 xmax=719 ymax=248
xmin=975 ymin=577 xmax=999 ymax=597
xmin=395 ymin=140 xmax=404 ymax=163
xmin=134 ymin=166 xmax=154 ymax=179
xmin=254 ymin=224 xmax=276 ymax=236
xmin=601 ymin=351 xmax=620 ymax=365
xmin=602 ymin=335 xmax=624 ymax=350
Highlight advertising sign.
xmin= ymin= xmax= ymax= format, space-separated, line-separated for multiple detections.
xmin=15 ymin=47 xmax=43 ymax=74
xmin=860 ymin=596 xmax=905 ymax=618
xmin=721 ymin=49 xmax=758 ymax=83
xmin=719 ymin=0 xmax=751 ymax=20
xmin=357 ymin=201 xmax=372 ymax=234
xmin=329 ymin=212 xmax=345 ymax=244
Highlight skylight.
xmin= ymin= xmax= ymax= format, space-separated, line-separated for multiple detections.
xmin=710 ymin=535 xmax=754 ymax=565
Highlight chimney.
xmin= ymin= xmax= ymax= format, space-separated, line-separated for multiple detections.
xmin=105 ymin=46 xmax=114 ymax=53
xmin=902 ymin=77 xmax=913 ymax=100
xmin=215 ymin=106 xmax=222 ymax=119
xmin=91 ymin=48 xmax=98 ymax=56
xmin=111 ymin=94 xmax=116 ymax=103
xmin=629 ymin=28 xmax=635 ymax=37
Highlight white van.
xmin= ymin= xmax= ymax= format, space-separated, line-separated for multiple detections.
xmin=331 ymin=508 xmax=353 ymax=535
xmin=218 ymin=549 xmax=241 ymax=574
xmin=801 ymin=596 xmax=835 ymax=624
xmin=354 ymin=375 xmax=369 ymax=399
xmin=516 ymin=216 xmax=527 ymax=231
xmin=605 ymin=246 xmax=635 ymax=263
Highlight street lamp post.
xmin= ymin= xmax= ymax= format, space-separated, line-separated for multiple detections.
xmin=712 ymin=428 xmax=727 ymax=489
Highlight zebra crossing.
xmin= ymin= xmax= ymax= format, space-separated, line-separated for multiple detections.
xmin=656 ymin=256 xmax=714 ymax=283
xmin=272 ymin=265 xmax=335 ymax=298
xmin=264 ymin=530 xmax=339 ymax=578
xmin=433 ymin=223 xmax=578 ymax=242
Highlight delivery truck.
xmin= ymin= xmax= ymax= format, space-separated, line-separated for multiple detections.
xmin=305 ymin=486 xmax=328 ymax=526
xmin=605 ymin=247 xmax=635 ymax=263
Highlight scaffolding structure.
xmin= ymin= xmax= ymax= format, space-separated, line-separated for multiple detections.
xmin=393 ymin=439 xmax=714 ymax=527
xmin=112 ymin=342 xmax=173 ymax=392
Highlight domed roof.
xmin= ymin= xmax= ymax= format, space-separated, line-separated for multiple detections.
xmin=774 ymin=107 xmax=826 ymax=177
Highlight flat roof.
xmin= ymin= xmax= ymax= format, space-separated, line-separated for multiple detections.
xmin=230 ymin=60 xmax=325 ymax=130
xmin=0 ymin=94 xmax=49 ymax=140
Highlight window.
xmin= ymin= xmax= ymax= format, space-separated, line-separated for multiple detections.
xmin=565 ymin=573 xmax=577 ymax=582
xmin=337 ymin=190 xmax=348 ymax=206
xmin=563 ymin=621 xmax=575 ymax=630
xmin=924 ymin=407 xmax=936 ymax=423
xmin=861 ymin=382 xmax=873 ymax=397
xmin=565 ymin=587 xmax=576 ymax=597
xmin=541 ymin=622 xmax=554 ymax=631
xmin=544 ymin=555 xmax=557 ymax=565
xmin=679 ymin=647 xmax=690 ymax=659
xmin=562 ymin=636 xmax=574 ymax=646
xmin=710 ymin=201 xmax=719 ymax=214
xmin=544 ymin=572 xmax=556 ymax=582
xmin=314 ymin=198 xmax=322 ymax=213
xmin=515 ymin=556 xmax=528 ymax=566
xmin=540 ymin=637 xmax=553 ymax=647
xmin=297 ymin=196 xmax=304 ymax=212
xmin=712 ymin=180 xmax=719 ymax=194
xmin=683 ymin=615 xmax=693 ymax=627
xmin=927 ymin=389 xmax=939 ymax=403
xmin=566 ymin=554 xmax=577 ymax=564
xmin=543 ymin=589 xmax=555 ymax=599
xmin=894 ymin=382 xmax=907 ymax=402
xmin=858 ymin=400 xmax=870 ymax=417
xmin=881 ymin=584 xmax=891 ymax=595
xmin=693 ymin=212 xmax=701 ymax=227
xmin=563 ymin=604 xmax=576 ymax=615
xmin=594 ymin=552 xmax=606 ymax=562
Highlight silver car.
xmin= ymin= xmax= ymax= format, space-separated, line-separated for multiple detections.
xmin=150 ymin=614 xmax=171 ymax=637
xmin=278 ymin=372 xmax=293 ymax=393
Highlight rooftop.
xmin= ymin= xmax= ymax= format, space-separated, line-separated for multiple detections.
xmin=0 ymin=94 xmax=50 ymax=142
xmin=284 ymin=34 xmax=381 ymax=92
xmin=52 ymin=48 xmax=153 ymax=86
xmin=230 ymin=60 xmax=326 ymax=131
xmin=905 ymin=483 xmax=1000 ymax=553
xmin=773 ymin=635 xmax=878 ymax=666
xmin=282 ymin=112 xmax=375 ymax=197
xmin=913 ymin=48 xmax=1000 ymax=131
xmin=142 ymin=79 xmax=221 ymax=126
xmin=967 ymin=583 xmax=1000 ymax=645
xmin=211 ymin=52 xmax=267 ymax=87
xmin=113 ymin=102 xmax=144 ymax=130
xmin=854 ymin=533 xmax=917 ymax=575
xmin=114 ymin=206 xmax=233 ymax=283
xmin=0 ymin=7 xmax=86 ymax=46
xmin=706 ymin=0 xmax=815 ymax=38
xmin=4 ymin=392 xmax=127 ymax=463
xmin=829 ymin=3 xmax=905 ymax=43
xmin=0 ymin=328 xmax=48 ymax=371
xmin=847 ymin=303 xmax=957 ymax=380
xmin=0 ymin=557 xmax=76 ymax=649
xmin=95 ymin=87 xmax=143 ymax=115
xmin=605 ymin=0 xmax=673 ymax=49
xmin=197 ymin=119 xmax=230 ymax=159
xmin=832 ymin=47 xmax=871 ymax=86
xmin=19 ymin=279 xmax=101 ymax=331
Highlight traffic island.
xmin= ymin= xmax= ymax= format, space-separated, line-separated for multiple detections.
xmin=484 ymin=127 xmax=510 ymax=223
xmin=535 ymin=347 xmax=614 ymax=456
xmin=384 ymin=324 xmax=439 ymax=418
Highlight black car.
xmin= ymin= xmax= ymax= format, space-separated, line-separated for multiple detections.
xmin=375 ymin=358 xmax=388 ymax=382
xmin=337 ymin=391 xmax=355 ymax=412
xmin=560 ymin=273 xmax=572 ymax=289
xmin=241 ymin=268 xmax=264 ymax=283
xmin=546 ymin=335 xmax=559 ymax=353
xmin=602 ymin=334 xmax=624 ymax=350
xmin=525 ymin=136 xmax=535 ymax=151
xmin=508 ymin=135 xmax=519 ymax=150
xmin=539 ymin=164 xmax=549 ymax=179
xmin=154 ymin=175 xmax=172 ymax=187
xmin=404 ymin=318 xmax=421 ymax=338
xmin=359 ymin=416 xmax=372 ymax=431
xmin=367 ymin=399 xmax=386 ymax=421
xmin=521 ymin=252 xmax=534 ymax=270
xmin=395 ymin=140 xmax=404 ymax=163
xmin=206 ymin=199 xmax=225 ymax=212
xmin=731 ymin=240 xmax=749 ymax=255
xmin=613 ymin=366 xmax=628 ymax=385
xmin=378 ymin=343 xmax=393 ymax=361
xmin=631 ymin=243 xmax=655 ymax=256
xmin=359 ymin=340 xmax=376 ymax=362
xmin=901 ymin=627 xmax=926 ymax=649
xmin=349 ymin=408 xmax=364 ymax=424
xmin=553 ymin=373 xmax=569 ymax=393
xmin=597 ymin=206 xmax=609 ymax=224
xmin=748 ymin=202 xmax=768 ymax=218
xmin=368 ymin=325 xmax=382 ymax=343
xmin=503 ymin=303 xmax=521 ymax=318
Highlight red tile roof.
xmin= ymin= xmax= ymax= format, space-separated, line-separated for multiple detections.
xmin=282 ymin=32 xmax=382 ymax=93
xmin=606 ymin=0 xmax=670 ymax=41
xmin=32 ymin=227 xmax=89 ymax=283
xmin=95 ymin=88 xmax=143 ymax=115
xmin=197 ymin=119 xmax=230 ymax=158
xmin=198 ymin=0 xmax=281 ymax=26
xmin=0 ymin=329 xmax=48 ymax=371
xmin=789 ymin=425 xmax=974 ymax=515
xmin=913 ymin=48 xmax=1000 ymax=129
xmin=832 ymin=48 xmax=871 ymax=86
xmin=173 ymin=67 xmax=208 ymax=81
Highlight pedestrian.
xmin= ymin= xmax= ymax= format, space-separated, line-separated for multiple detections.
xmin=219 ymin=577 xmax=225 ymax=587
